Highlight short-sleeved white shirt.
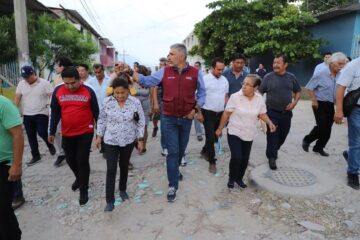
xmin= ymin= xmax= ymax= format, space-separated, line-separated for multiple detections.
xmin=202 ymin=73 xmax=229 ymax=112
xmin=336 ymin=57 xmax=360 ymax=105
xmin=226 ymin=90 xmax=266 ymax=141
xmin=16 ymin=78 xmax=53 ymax=116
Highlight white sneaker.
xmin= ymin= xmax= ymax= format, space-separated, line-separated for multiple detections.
xmin=181 ymin=156 xmax=187 ymax=167
xmin=161 ymin=148 xmax=168 ymax=157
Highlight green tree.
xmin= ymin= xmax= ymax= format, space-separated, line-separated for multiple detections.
xmin=191 ymin=0 xmax=323 ymax=63
xmin=28 ymin=13 xmax=97 ymax=72
xmin=0 ymin=15 xmax=17 ymax=63
xmin=246 ymin=5 xmax=324 ymax=61
xmin=300 ymin=0 xmax=354 ymax=14
xmin=0 ymin=13 xmax=97 ymax=70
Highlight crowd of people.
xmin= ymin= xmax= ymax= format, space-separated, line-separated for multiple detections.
xmin=1 ymin=43 xmax=359 ymax=239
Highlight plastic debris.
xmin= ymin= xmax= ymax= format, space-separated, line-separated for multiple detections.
xmin=114 ymin=198 xmax=122 ymax=206
xmin=138 ymin=181 xmax=150 ymax=190
xmin=134 ymin=195 xmax=142 ymax=203
xmin=214 ymin=172 xmax=221 ymax=177
xmin=56 ymin=203 xmax=69 ymax=210
xmin=154 ymin=191 xmax=164 ymax=196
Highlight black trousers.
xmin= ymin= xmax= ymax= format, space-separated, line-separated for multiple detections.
xmin=105 ymin=143 xmax=135 ymax=204
xmin=62 ymin=133 xmax=93 ymax=193
xmin=227 ymin=133 xmax=253 ymax=181
xmin=303 ymin=101 xmax=334 ymax=151
xmin=23 ymin=114 xmax=53 ymax=158
xmin=266 ymin=109 xmax=292 ymax=160
xmin=0 ymin=164 xmax=21 ymax=240
xmin=201 ymin=109 xmax=223 ymax=163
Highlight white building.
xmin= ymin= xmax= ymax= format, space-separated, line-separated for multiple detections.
xmin=183 ymin=31 xmax=205 ymax=68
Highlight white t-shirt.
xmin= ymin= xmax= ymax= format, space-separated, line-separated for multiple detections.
xmin=202 ymin=73 xmax=229 ymax=112
xmin=16 ymin=78 xmax=53 ymax=116
xmin=337 ymin=57 xmax=360 ymax=105
xmin=226 ymin=90 xmax=266 ymax=141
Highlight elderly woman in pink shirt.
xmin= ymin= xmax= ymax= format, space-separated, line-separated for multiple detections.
xmin=216 ymin=74 xmax=276 ymax=189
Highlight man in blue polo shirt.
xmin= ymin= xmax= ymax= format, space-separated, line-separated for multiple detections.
xmin=302 ymin=52 xmax=347 ymax=156
xmin=222 ymin=53 xmax=248 ymax=96
xmin=0 ymin=95 xmax=24 ymax=240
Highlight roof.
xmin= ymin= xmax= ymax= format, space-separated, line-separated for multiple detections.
xmin=316 ymin=2 xmax=360 ymax=21
xmin=0 ymin=0 xmax=54 ymax=15
xmin=49 ymin=7 xmax=102 ymax=39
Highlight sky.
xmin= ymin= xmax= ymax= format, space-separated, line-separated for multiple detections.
xmin=38 ymin=0 xmax=214 ymax=67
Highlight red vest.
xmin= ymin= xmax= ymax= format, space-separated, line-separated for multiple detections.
xmin=162 ymin=65 xmax=198 ymax=117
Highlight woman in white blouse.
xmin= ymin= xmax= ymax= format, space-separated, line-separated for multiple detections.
xmin=96 ymin=77 xmax=145 ymax=212
xmin=216 ymin=74 xmax=276 ymax=189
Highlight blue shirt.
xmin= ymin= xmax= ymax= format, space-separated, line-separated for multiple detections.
xmin=86 ymin=75 xmax=112 ymax=108
xmin=337 ymin=57 xmax=360 ymax=105
xmin=306 ymin=66 xmax=338 ymax=103
xmin=222 ymin=68 xmax=248 ymax=96
xmin=138 ymin=66 xmax=206 ymax=106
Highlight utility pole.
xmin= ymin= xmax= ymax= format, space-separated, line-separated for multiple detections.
xmin=14 ymin=0 xmax=30 ymax=67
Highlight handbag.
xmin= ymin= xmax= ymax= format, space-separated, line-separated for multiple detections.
xmin=343 ymin=87 xmax=360 ymax=117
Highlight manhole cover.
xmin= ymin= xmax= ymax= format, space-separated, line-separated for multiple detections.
xmin=266 ymin=166 xmax=317 ymax=187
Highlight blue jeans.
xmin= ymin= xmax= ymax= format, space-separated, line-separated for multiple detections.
xmin=160 ymin=113 xmax=166 ymax=149
xmin=347 ymin=106 xmax=360 ymax=175
xmin=162 ymin=115 xmax=192 ymax=189
xmin=193 ymin=117 xmax=204 ymax=136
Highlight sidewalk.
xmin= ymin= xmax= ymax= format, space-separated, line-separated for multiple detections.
xmin=17 ymin=100 xmax=359 ymax=240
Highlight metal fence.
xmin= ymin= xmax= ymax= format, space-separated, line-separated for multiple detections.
xmin=0 ymin=61 xmax=20 ymax=87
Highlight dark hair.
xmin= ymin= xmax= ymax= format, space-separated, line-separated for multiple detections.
xmin=133 ymin=62 xmax=139 ymax=67
xmin=111 ymin=77 xmax=129 ymax=90
xmin=232 ymin=53 xmax=246 ymax=62
xmin=137 ymin=65 xmax=150 ymax=76
xmin=77 ymin=63 xmax=89 ymax=71
xmin=324 ymin=52 xmax=332 ymax=56
xmin=159 ymin=57 xmax=167 ymax=62
xmin=61 ymin=66 xmax=80 ymax=79
xmin=275 ymin=54 xmax=289 ymax=64
xmin=246 ymin=74 xmax=262 ymax=88
xmin=56 ymin=57 xmax=73 ymax=68
xmin=347 ymin=56 xmax=352 ymax=61
xmin=211 ymin=57 xmax=224 ymax=68
xmin=93 ymin=63 xmax=104 ymax=71
xmin=194 ymin=61 xmax=201 ymax=66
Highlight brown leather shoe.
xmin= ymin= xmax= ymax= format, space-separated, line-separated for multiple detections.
xmin=209 ymin=163 xmax=217 ymax=174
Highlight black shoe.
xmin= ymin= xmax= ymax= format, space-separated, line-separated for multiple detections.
xmin=235 ymin=180 xmax=247 ymax=188
xmin=71 ymin=180 xmax=79 ymax=191
xmin=26 ymin=156 xmax=41 ymax=166
xmin=227 ymin=180 xmax=234 ymax=189
xmin=313 ymin=149 xmax=329 ymax=157
xmin=179 ymin=172 xmax=183 ymax=181
xmin=167 ymin=187 xmax=177 ymax=202
xmin=152 ymin=127 xmax=158 ymax=137
xmin=302 ymin=140 xmax=309 ymax=152
xmin=343 ymin=151 xmax=348 ymax=162
xmin=119 ymin=191 xmax=129 ymax=201
xmin=269 ymin=158 xmax=277 ymax=170
xmin=54 ymin=155 xmax=66 ymax=167
xmin=104 ymin=203 xmax=114 ymax=212
xmin=79 ymin=191 xmax=89 ymax=206
xmin=197 ymin=135 xmax=203 ymax=141
xmin=49 ymin=145 xmax=56 ymax=156
xmin=347 ymin=174 xmax=360 ymax=190
xmin=12 ymin=196 xmax=25 ymax=210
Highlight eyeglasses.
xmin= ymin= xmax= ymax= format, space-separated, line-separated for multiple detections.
xmin=241 ymin=82 xmax=254 ymax=87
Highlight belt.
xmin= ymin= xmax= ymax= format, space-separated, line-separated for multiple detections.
xmin=268 ymin=108 xmax=289 ymax=114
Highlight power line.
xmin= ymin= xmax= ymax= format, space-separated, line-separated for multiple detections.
xmin=79 ymin=0 xmax=104 ymax=36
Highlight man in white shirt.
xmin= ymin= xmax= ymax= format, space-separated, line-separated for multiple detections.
xmin=15 ymin=65 xmax=56 ymax=166
xmin=77 ymin=64 xmax=93 ymax=83
xmin=201 ymin=58 xmax=229 ymax=173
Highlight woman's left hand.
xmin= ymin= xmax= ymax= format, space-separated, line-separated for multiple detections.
xmin=268 ymin=122 xmax=277 ymax=132
xmin=137 ymin=141 xmax=144 ymax=153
